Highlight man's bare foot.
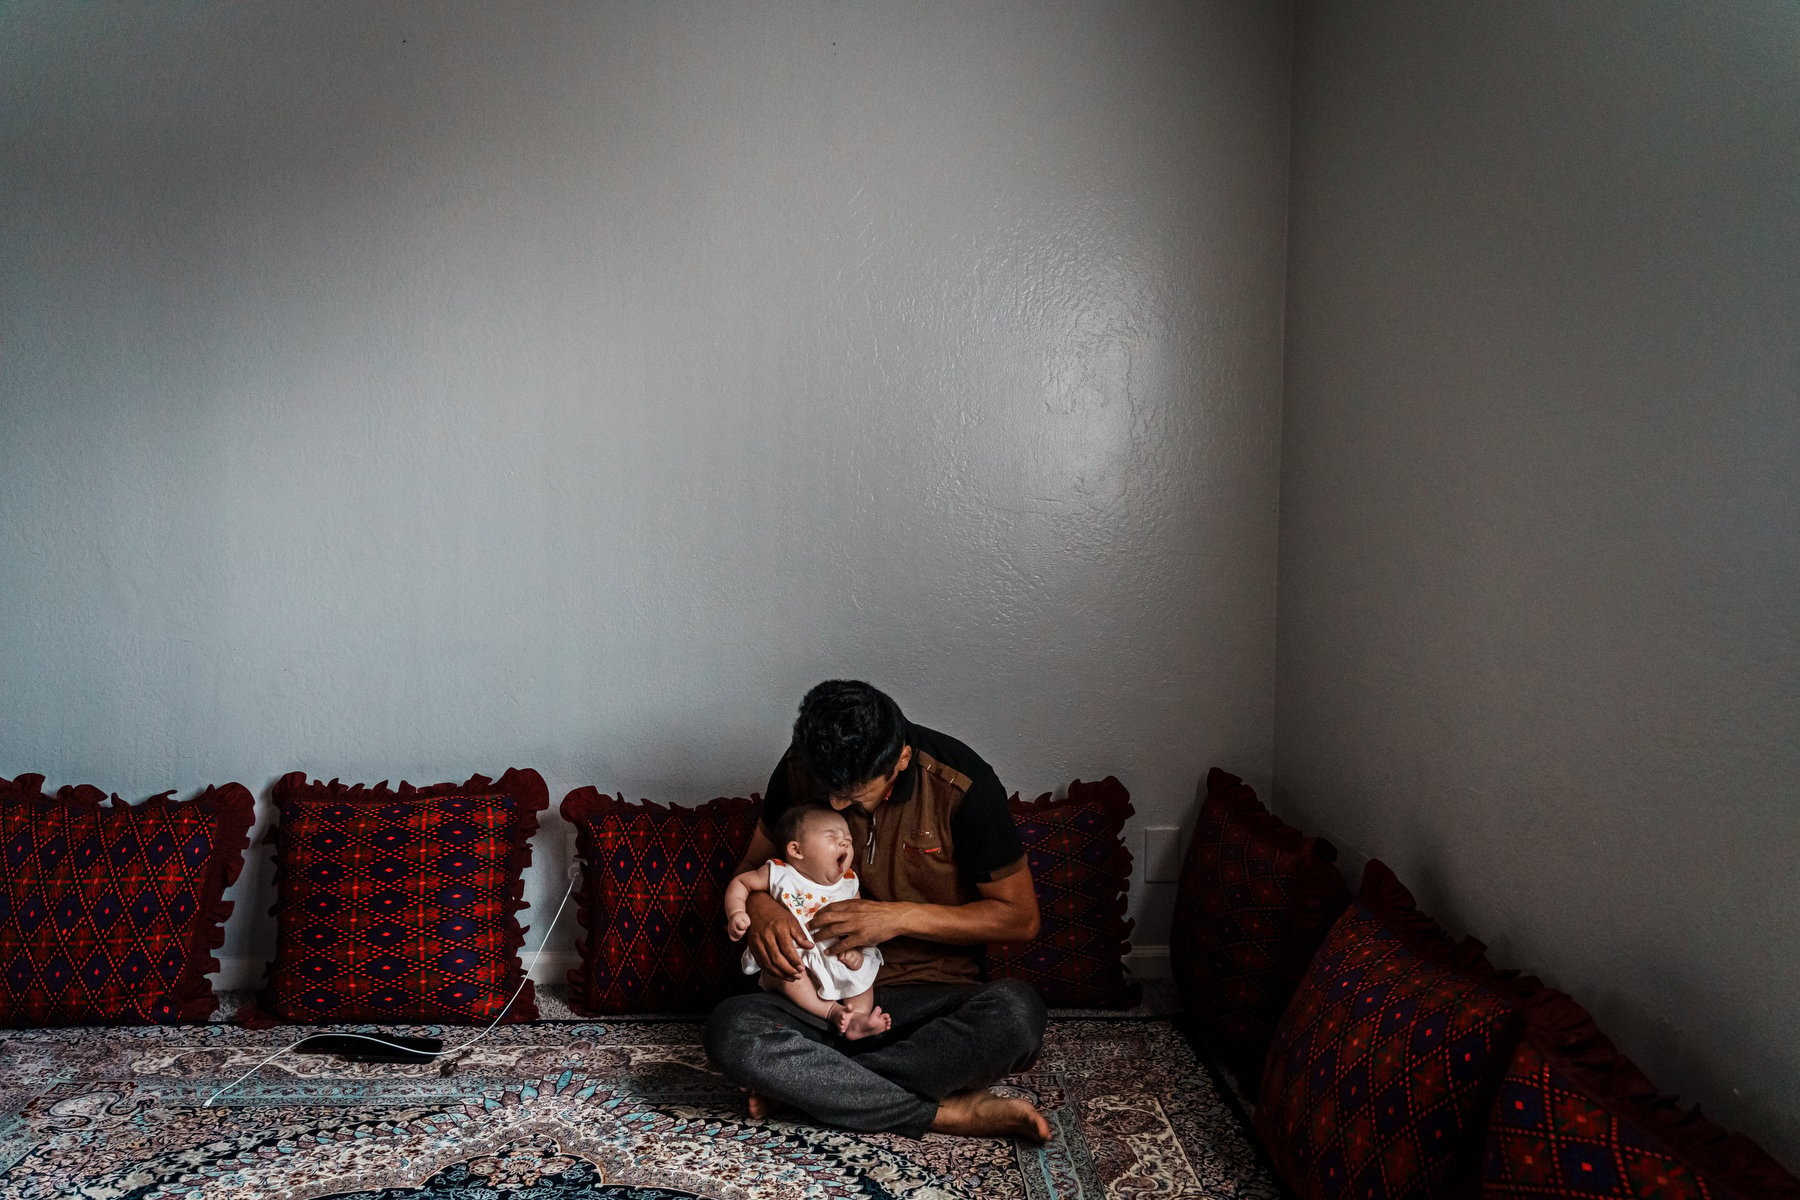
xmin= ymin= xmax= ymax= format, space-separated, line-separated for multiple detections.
xmin=929 ymin=1088 xmax=1051 ymax=1143
xmin=832 ymin=1004 xmax=892 ymax=1040
xmin=746 ymin=1091 xmax=789 ymax=1120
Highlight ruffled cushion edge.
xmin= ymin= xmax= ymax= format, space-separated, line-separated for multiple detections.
xmin=1356 ymin=859 xmax=1546 ymax=1004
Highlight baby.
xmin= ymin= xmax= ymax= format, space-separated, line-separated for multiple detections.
xmin=725 ymin=804 xmax=892 ymax=1039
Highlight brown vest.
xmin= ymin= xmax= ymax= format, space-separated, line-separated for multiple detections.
xmin=786 ymin=750 xmax=999 ymax=985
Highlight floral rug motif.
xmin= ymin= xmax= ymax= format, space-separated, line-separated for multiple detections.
xmin=0 ymin=1003 xmax=1278 ymax=1200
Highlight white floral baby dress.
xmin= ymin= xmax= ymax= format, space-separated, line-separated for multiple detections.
xmin=740 ymin=859 xmax=884 ymax=1000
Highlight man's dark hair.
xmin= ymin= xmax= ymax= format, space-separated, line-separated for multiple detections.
xmin=774 ymin=803 xmax=838 ymax=851
xmin=792 ymin=680 xmax=908 ymax=794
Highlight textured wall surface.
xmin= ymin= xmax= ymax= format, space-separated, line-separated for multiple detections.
xmin=0 ymin=3 xmax=1293 ymax=963
xmin=1277 ymin=1 xmax=1799 ymax=1165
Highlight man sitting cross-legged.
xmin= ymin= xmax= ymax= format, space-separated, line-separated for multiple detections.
xmin=703 ymin=680 xmax=1051 ymax=1142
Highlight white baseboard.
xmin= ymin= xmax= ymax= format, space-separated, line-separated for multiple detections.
xmin=525 ymin=950 xmax=582 ymax=984
xmin=1124 ymin=945 xmax=1171 ymax=979
xmin=211 ymin=956 xmax=267 ymax=992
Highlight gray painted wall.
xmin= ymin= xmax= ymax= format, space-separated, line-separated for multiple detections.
xmin=0 ymin=4 xmax=1293 ymax=963
xmin=1277 ymin=1 xmax=1799 ymax=1166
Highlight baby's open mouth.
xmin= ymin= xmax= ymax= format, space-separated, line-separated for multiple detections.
xmin=835 ymin=849 xmax=850 ymax=876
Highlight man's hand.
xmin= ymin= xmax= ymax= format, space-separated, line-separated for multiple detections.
xmin=810 ymin=899 xmax=909 ymax=955
xmin=743 ymin=890 xmax=810 ymax=981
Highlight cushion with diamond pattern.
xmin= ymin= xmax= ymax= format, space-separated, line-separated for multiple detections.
xmin=562 ymin=789 xmax=761 ymax=1015
xmin=0 ymin=774 xmax=253 ymax=1026
xmin=1484 ymin=992 xmax=1800 ymax=1200
xmin=1169 ymin=767 xmax=1351 ymax=1088
xmin=986 ymin=777 xmax=1138 ymax=1009
xmin=1257 ymin=859 xmax=1527 ymax=1200
xmin=256 ymin=769 xmax=547 ymax=1024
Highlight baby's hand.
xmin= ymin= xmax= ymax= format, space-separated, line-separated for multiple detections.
xmin=837 ymin=947 xmax=864 ymax=970
xmin=727 ymin=910 xmax=752 ymax=940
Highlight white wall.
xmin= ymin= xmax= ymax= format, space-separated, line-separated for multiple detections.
xmin=0 ymin=4 xmax=1293 ymax=966
xmin=1276 ymin=1 xmax=1800 ymax=1166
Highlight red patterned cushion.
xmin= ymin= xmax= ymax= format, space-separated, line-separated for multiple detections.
xmin=986 ymin=777 xmax=1139 ymax=1009
xmin=1485 ymin=994 xmax=1800 ymax=1200
xmin=1169 ymin=767 xmax=1350 ymax=1087
xmin=0 ymin=774 xmax=253 ymax=1026
xmin=562 ymin=789 xmax=760 ymax=1015
xmin=258 ymin=769 xmax=547 ymax=1025
xmin=1257 ymin=860 xmax=1526 ymax=1200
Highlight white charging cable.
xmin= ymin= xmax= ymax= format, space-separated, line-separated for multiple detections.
xmin=204 ymin=866 xmax=578 ymax=1107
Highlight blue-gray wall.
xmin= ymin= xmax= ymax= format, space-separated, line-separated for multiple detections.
xmin=0 ymin=2 xmax=1293 ymax=966
xmin=1277 ymin=0 xmax=1799 ymax=1166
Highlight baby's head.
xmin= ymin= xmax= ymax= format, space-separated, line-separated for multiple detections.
xmin=775 ymin=804 xmax=854 ymax=886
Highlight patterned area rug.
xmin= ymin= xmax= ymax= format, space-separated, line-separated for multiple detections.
xmin=0 ymin=1004 xmax=1278 ymax=1199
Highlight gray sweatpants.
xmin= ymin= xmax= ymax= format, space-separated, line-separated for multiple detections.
xmin=702 ymin=979 xmax=1047 ymax=1138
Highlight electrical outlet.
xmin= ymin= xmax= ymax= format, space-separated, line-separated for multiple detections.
xmin=1143 ymin=826 xmax=1183 ymax=883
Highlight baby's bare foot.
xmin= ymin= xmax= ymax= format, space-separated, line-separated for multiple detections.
xmin=833 ymin=1004 xmax=891 ymax=1040
xmin=929 ymin=1088 xmax=1051 ymax=1143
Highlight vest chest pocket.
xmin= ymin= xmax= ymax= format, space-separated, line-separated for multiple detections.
xmin=900 ymin=826 xmax=963 ymax=904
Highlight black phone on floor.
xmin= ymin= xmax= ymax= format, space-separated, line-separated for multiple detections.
xmin=293 ymin=1033 xmax=443 ymax=1063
